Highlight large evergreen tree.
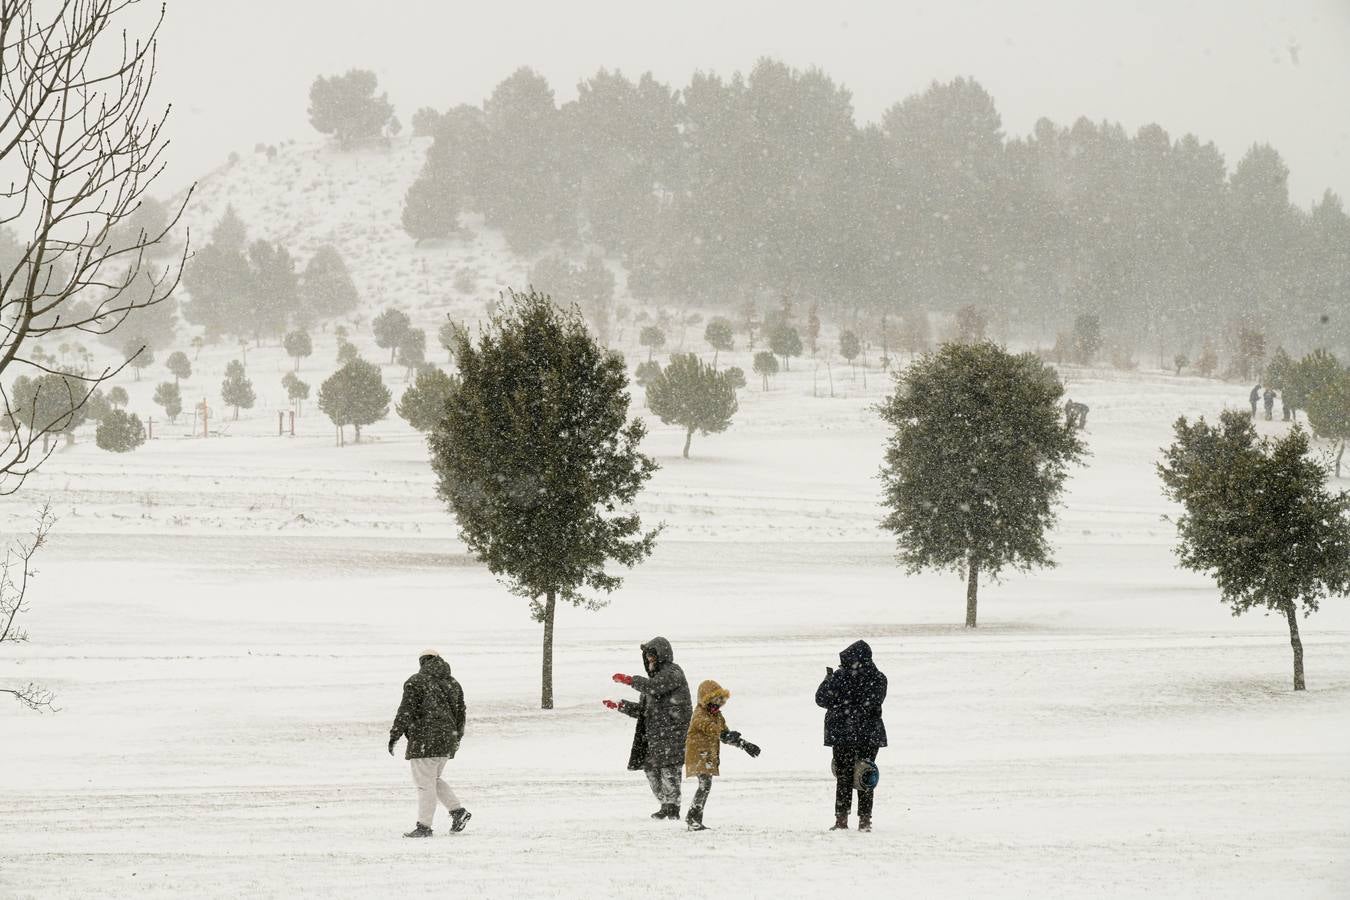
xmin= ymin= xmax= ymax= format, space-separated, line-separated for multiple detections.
xmin=1159 ymin=411 xmax=1350 ymax=690
xmin=645 ymin=353 xmax=738 ymax=458
xmin=300 ymin=246 xmax=360 ymax=321
xmin=428 ymin=288 xmax=659 ymax=709
xmin=308 ymin=69 xmax=393 ymax=148
xmin=879 ymin=342 xmax=1085 ymax=626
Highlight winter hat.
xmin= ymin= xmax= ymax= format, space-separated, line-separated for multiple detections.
xmin=419 ymin=648 xmax=441 ymax=660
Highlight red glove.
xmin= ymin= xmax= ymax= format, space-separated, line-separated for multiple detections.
xmin=612 ymin=673 xmax=634 ymax=685
xmin=602 ymin=699 xmax=620 ymax=710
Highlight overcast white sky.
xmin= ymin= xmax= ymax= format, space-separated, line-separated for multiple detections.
xmin=152 ymin=0 xmax=1349 ymax=205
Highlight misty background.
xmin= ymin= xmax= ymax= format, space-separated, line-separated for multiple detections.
xmin=155 ymin=0 xmax=1350 ymax=204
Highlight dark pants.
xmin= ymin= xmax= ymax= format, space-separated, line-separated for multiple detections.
xmin=645 ymin=766 xmax=681 ymax=805
xmin=691 ymin=774 xmax=713 ymax=812
xmin=833 ymin=745 xmax=880 ymax=817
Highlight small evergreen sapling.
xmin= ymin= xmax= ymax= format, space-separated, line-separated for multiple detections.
xmin=372 ymin=308 xmax=412 ymax=364
xmin=108 ymin=386 xmax=129 ymax=409
xmin=1158 ymin=411 xmax=1350 ymax=690
xmin=645 ymin=353 xmax=738 ymax=458
xmin=165 ymin=351 xmax=192 ymax=386
xmin=317 ymin=357 xmax=391 ymax=444
xmin=96 ymin=409 xmax=146 ymax=452
xmin=879 ymin=342 xmax=1085 ymax=627
xmin=152 ymin=381 xmax=182 ymax=423
xmin=281 ymin=371 xmax=310 ymax=416
xmin=397 ymin=328 xmax=427 ymax=376
xmin=284 ymin=330 xmax=313 ymax=370
xmin=397 ymin=365 xmax=458 ymax=432
xmin=769 ymin=324 xmax=802 ymax=370
xmin=220 ymin=359 xmax=255 ymax=420
xmin=704 ymin=317 xmax=734 ymax=367
xmin=639 ymin=325 xmax=665 ymax=362
xmin=752 ymin=351 xmax=779 ymax=391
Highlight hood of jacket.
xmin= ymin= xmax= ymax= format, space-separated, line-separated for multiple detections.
xmin=419 ymin=654 xmax=453 ymax=679
xmin=641 ymin=636 xmax=674 ymax=673
xmin=696 ymin=679 xmax=730 ymax=708
xmin=839 ymin=640 xmax=873 ymax=668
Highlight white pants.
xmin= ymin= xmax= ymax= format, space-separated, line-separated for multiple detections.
xmin=410 ymin=757 xmax=461 ymax=826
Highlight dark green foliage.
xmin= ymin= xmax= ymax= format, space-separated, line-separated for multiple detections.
xmin=95 ymin=409 xmax=145 ymax=452
xmin=724 ymin=366 xmax=746 ymax=391
xmin=11 ymin=372 xmax=88 ymax=449
xmin=283 ymin=330 xmax=312 ymax=369
xmin=769 ymin=325 xmax=802 ymax=370
xmin=308 ymin=69 xmax=393 ymax=147
xmin=246 ymin=240 xmax=298 ymax=340
xmin=1305 ymin=370 xmax=1350 ymax=477
xmin=703 ymin=316 xmax=734 ymax=366
xmin=165 ymin=351 xmax=191 ymax=385
xmin=1264 ymin=346 xmax=1295 ymax=390
xmin=108 ymin=386 xmax=129 ymax=409
xmin=220 ymin=359 xmax=255 ymax=420
xmin=752 ymin=351 xmax=778 ymax=390
xmin=397 ymin=365 xmax=458 ymax=432
xmin=1285 ymin=350 xmax=1341 ymax=421
xmin=300 ymin=246 xmax=360 ymax=320
xmin=1158 ymin=411 xmax=1350 ymax=689
xmin=427 ymin=288 xmax=659 ymax=708
xmin=84 ymin=389 xmax=112 ymax=423
xmin=402 ymin=169 xmax=459 ymax=241
xmin=879 ymin=342 xmax=1085 ymax=627
xmin=373 ymin=308 xmax=411 ymax=364
xmin=336 ymin=339 xmax=360 ymax=365
xmin=317 ymin=357 xmax=390 ymax=443
xmin=645 ymin=353 xmax=738 ymax=458
xmin=152 ymin=381 xmax=182 ymax=422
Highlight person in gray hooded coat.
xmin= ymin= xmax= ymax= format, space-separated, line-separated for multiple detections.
xmin=603 ymin=636 xmax=693 ymax=819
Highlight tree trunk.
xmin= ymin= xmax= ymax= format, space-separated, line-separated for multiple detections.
xmin=294 ymin=357 xmax=299 ymax=371
xmin=682 ymin=427 xmax=693 ymax=459
xmin=354 ymin=423 xmax=362 ymax=443
xmin=541 ymin=591 xmax=557 ymax=709
xmin=712 ymin=348 xmax=719 ymax=368
xmin=965 ymin=557 xmax=980 ymax=628
xmin=1282 ymin=601 xmax=1306 ymax=691
xmin=1336 ymin=440 xmax=1344 ymax=479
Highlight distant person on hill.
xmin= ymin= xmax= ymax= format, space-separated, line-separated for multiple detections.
xmin=1073 ymin=401 xmax=1089 ymax=429
xmin=604 ymin=636 xmax=693 ymax=820
xmin=1249 ymin=384 xmax=1261 ymax=418
xmin=388 ymin=650 xmax=470 ymax=838
xmin=1064 ymin=398 xmax=1076 ymax=429
xmin=815 ymin=640 xmax=887 ymax=832
xmin=1263 ymin=387 xmax=1276 ymax=421
xmin=683 ymin=678 xmax=761 ymax=831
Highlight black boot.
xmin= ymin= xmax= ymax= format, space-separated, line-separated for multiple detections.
xmin=686 ymin=807 xmax=707 ymax=831
xmin=858 ymin=815 xmax=872 ymax=833
xmin=403 ymin=823 xmax=433 ymax=838
xmin=450 ymin=808 xmax=472 ymax=833
xmin=650 ymin=803 xmax=678 ymax=820
xmin=831 ymin=814 xmax=849 ymax=831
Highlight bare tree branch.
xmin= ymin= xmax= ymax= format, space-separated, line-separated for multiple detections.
xmin=0 ymin=0 xmax=191 ymax=492
xmin=0 ymin=501 xmax=56 ymax=711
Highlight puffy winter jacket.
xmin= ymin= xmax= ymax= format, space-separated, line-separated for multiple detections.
xmin=685 ymin=679 xmax=731 ymax=777
xmin=390 ymin=654 xmax=466 ymax=760
xmin=815 ymin=640 xmax=888 ymax=749
xmin=618 ymin=636 xmax=692 ymax=770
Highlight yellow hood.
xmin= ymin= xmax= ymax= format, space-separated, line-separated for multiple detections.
xmin=697 ymin=679 xmax=730 ymax=707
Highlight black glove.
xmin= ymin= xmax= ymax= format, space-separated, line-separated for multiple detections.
xmin=742 ymin=740 xmax=761 ymax=758
xmin=388 ymin=736 xmax=397 ymax=756
xmin=723 ymin=729 xmax=741 ymax=744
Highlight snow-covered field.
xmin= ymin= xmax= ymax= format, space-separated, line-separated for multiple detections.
xmin=2 ymin=346 xmax=1348 ymax=899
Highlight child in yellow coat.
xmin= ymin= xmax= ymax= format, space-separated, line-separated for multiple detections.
xmin=684 ymin=679 xmax=761 ymax=831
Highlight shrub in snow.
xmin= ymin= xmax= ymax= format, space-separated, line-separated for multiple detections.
xmin=397 ymin=366 xmax=458 ymax=432
xmin=95 ymin=409 xmax=145 ymax=452
xmin=220 ymin=359 xmax=255 ymax=421
xmin=318 ymin=357 xmax=390 ymax=445
xmin=372 ymin=308 xmax=411 ymax=364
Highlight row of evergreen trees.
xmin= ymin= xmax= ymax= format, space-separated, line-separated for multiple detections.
xmin=402 ymin=60 xmax=1350 ymax=362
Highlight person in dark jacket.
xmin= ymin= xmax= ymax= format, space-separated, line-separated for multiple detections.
xmin=815 ymin=639 xmax=887 ymax=832
xmin=1249 ymin=384 xmax=1261 ymax=418
xmin=1263 ymin=387 xmax=1276 ymax=421
xmin=603 ymin=636 xmax=693 ymax=819
xmin=389 ymin=650 xmax=470 ymax=838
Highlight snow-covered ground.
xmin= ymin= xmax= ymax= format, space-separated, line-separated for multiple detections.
xmin=2 ymin=347 xmax=1347 ymax=899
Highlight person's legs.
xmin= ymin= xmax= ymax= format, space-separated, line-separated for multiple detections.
xmin=432 ymin=757 xmax=462 ymax=812
xmin=833 ymin=746 xmax=856 ymax=819
xmin=645 ymin=767 xmax=665 ymax=802
xmin=663 ymin=766 xmax=682 ymax=807
xmin=691 ymin=775 xmax=712 ymax=812
xmin=409 ymin=758 xmax=440 ymax=827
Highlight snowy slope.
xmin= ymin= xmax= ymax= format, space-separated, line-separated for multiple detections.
xmin=2 ymin=357 xmax=1348 ymax=899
